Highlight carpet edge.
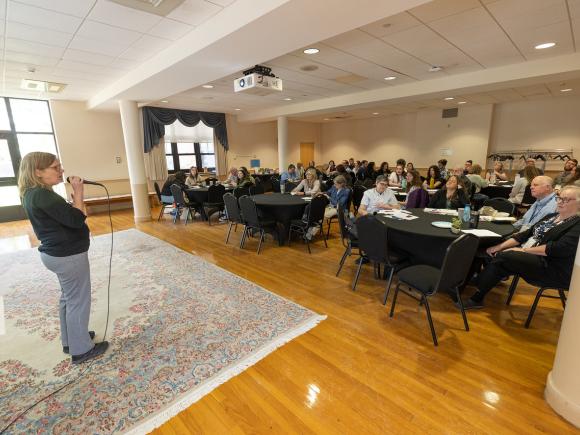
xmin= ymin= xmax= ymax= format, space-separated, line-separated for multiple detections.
xmin=124 ymin=313 xmax=327 ymax=435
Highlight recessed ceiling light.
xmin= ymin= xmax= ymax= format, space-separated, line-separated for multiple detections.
xmin=202 ymin=84 xmax=214 ymax=89
xmin=560 ymin=88 xmax=573 ymax=92
xmin=429 ymin=65 xmax=443 ymax=72
xmin=161 ymin=100 xmax=169 ymax=103
xmin=234 ymin=108 xmax=241 ymax=111
xmin=323 ymin=118 xmax=330 ymax=121
xmin=457 ymin=101 xmax=467 ymax=104
xmin=444 ymin=97 xmax=454 ymax=101
xmin=372 ymin=112 xmax=379 ymax=115
xmin=383 ymin=76 xmax=396 ymax=81
xmin=535 ymin=42 xmax=556 ymax=50
xmin=283 ymin=97 xmax=293 ymax=101
xmin=303 ymin=48 xmax=319 ymax=55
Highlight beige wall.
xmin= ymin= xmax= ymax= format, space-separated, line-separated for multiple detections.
xmin=320 ymin=104 xmax=493 ymax=171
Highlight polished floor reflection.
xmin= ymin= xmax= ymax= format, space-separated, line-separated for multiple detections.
xmin=0 ymin=209 xmax=575 ymax=434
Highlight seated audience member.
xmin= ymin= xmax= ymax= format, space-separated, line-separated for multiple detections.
xmin=334 ymin=164 xmax=353 ymax=187
xmin=356 ymin=160 xmax=368 ymax=181
xmin=464 ymin=160 xmax=473 ymax=175
xmin=461 ymin=185 xmax=580 ymax=309
xmin=161 ymin=171 xmax=187 ymax=200
xmin=280 ymin=164 xmax=300 ymax=183
xmin=438 ymin=159 xmax=449 ymax=180
xmin=509 ymin=166 xmax=539 ymax=204
xmin=423 ymin=165 xmax=444 ymax=189
xmin=292 ymin=169 xmax=321 ymax=196
xmin=237 ymin=167 xmax=256 ymax=188
xmin=518 ymin=158 xmax=544 ymax=177
xmin=326 ymin=160 xmax=337 ymax=176
xmin=348 ymin=158 xmax=355 ymax=170
xmin=406 ymin=162 xmax=415 ymax=173
xmin=185 ymin=166 xmax=203 ymax=187
xmin=225 ymin=167 xmax=239 ymax=186
xmin=564 ymin=166 xmax=580 ymax=187
xmin=396 ymin=158 xmax=406 ymax=168
xmin=365 ymin=161 xmax=378 ymax=181
xmin=378 ymin=161 xmax=391 ymax=176
xmin=306 ymin=160 xmax=324 ymax=178
xmin=554 ymin=159 xmax=578 ymax=185
xmin=358 ymin=175 xmax=400 ymax=215
xmin=452 ymin=166 xmax=473 ymax=198
xmin=513 ymin=176 xmax=557 ymax=230
xmin=388 ymin=164 xmax=405 ymax=188
xmin=296 ymin=162 xmax=305 ymax=179
xmin=322 ymin=175 xmax=350 ymax=219
xmin=466 ymin=164 xmax=488 ymax=193
xmin=428 ymin=175 xmax=468 ymax=209
xmin=405 ymin=170 xmax=429 ymax=209
xmin=485 ymin=161 xmax=508 ymax=182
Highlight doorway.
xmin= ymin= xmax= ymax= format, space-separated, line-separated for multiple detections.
xmin=300 ymin=142 xmax=314 ymax=165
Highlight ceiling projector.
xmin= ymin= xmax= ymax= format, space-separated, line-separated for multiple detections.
xmin=234 ymin=65 xmax=283 ymax=96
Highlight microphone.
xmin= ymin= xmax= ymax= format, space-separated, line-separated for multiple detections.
xmin=66 ymin=176 xmax=105 ymax=186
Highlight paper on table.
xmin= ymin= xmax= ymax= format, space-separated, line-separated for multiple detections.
xmin=461 ymin=229 xmax=502 ymax=237
xmin=424 ymin=208 xmax=458 ymax=216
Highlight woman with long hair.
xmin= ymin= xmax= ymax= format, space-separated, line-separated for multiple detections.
xmin=405 ymin=170 xmax=429 ymax=209
xmin=292 ymin=169 xmax=321 ymax=196
xmin=379 ymin=161 xmax=390 ymax=176
xmin=428 ymin=175 xmax=469 ymax=209
xmin=185 ymin=166 xmax=202 ymax=187
xmin=509 ymin=165 xmax=539 ymax=204
xmin=423 ymin=165 xmax=443 ymax=189
xmin=237 ymin=166 xmax=256 ymax=188
xmin=18 ymin=152 xmax=108 ymax=364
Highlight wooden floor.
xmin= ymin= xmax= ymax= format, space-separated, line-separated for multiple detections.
xmin=1 ymin=208 xmax=576 ymax=434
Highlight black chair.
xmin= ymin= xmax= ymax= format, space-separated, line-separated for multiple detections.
xmin=203 ymin=184 xmax=226 ymax=225
xmin=223 ymin=193 xmax=245 ymax=245
xmin=288 ymin=195 xmax=329 ymax=254
xmin=284 ymin=181 xmax=298 ymax=193
xmin=249 ymin=184 xmax=265 ymax=196
xmin=154 ymin=181 xmax=173 ymax=221
xmin=204 ymin=177 xmax=218 ymax=186
xmin=390 ymin=234 xmax=479 ymax=346
xmin=483 ymin=197 xmax=516 ymax=215
xmin=271 ymin=178 xmax=281 ymax=193
xmin=326 ymin=188 xmax=352 ymax=238
xmin=238 ymin=195 xmax=277 ymax=254
xmin=352 ymin=185 xmax=366 ymax=215
xmin=233 ymin=186 xmax=250 ymax=199
xmin=336 ymin=203 xmax=360 ymax=277
xmin=353 ymin=215 xmax=407 ymax=302
xmin=170 ymin=184 xmax=196 ymax=225
xmin=505 ymin=274 xmax=568 ymax=328
xmin=261 ymin=180 xmax=273 ymax=193
xmin=521 ymin=184 xmax=536 ymax=206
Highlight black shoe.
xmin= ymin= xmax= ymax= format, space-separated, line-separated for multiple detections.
xmin=63 ymin=331 xmax=96 ymax=354
xmin=455 ymin=298 xmax=484 ymax=310
xmin=355 ymin=256 xmax=370 ymax=265
xmin=71 ymin=341 xmax=109 ymax=365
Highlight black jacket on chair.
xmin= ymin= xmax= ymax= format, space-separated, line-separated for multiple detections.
xmin=512 ymin=213 xmax=580 ymax=284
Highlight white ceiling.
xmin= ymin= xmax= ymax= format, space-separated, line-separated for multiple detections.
xmin=0 ymin=0 xmax=579 ymax=120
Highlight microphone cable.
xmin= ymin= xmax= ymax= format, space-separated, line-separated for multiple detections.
xmin=1 ymin=186 xmax=114 ymax=435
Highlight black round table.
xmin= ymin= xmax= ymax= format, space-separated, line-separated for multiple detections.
xmin=375 ymin=209 xmax=515 ymax=268
xmin=252 ymin=193 xmax=308 ymax=245
xmin=186 ymin=185 xmax=233 ymax=220
xmin=481 ymin=184 xmax=512 ymax=199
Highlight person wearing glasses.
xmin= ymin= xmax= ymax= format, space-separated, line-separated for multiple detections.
xmin=460 ymin=185 xmax=580 ymax=309
xmin=358 ymin=175 xmax=400 ymax=215
xmin=513 ymin=176 xmax=557 ymax=230
xmin=18 ymin=152 xmax=108 ymax=364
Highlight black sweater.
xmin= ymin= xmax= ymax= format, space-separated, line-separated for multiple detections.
xmin=22 ymin=187 xmax=90 ymax=257
xmin=428 ymin=188 xmax=469 ymax=210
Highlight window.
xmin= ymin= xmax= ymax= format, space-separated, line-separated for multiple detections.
xmin=163 ymin=121 xmax=216 ymax=173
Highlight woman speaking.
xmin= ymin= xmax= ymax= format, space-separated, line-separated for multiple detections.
xmin=18 ymin=152 xmax=108 ymax=364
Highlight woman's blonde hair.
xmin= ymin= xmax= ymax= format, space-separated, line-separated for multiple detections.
xmin=18 ymin=152 xmax=57 ymax=197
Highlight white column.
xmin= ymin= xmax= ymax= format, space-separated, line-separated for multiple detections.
xmin=277 ymin=116 xmax=288 ymax=172
xmin=118 ymin=100 xmax=151 ymax=223
xmin=545 ymin=241 xmax=580 ymax=428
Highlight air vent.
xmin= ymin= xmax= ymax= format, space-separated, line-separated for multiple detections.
xmin=21 ymin=79 xmax=66 ymax=93
xmin=442 ymin=108 xmax=458 ymax=118
xmin=110 ymin=0 xmax=185 ymax=16
xmin=334 ymin=74 xmax=366 ymax=84
xmin=300 ymin=65 xmax=319 ymax=72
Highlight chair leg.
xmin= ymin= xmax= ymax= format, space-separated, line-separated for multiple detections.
xmin=558 ymin=290 xmax=567 ymax=309
xmin=240 ymin=227 xmax=248 ymax=248
xmin=157 ymin=206 xmax=165 ymax=221
xmin=423 ymin=297 xmax=438 ymax=346
xmin=506 ymin=275 xmax=520 ymax=305
xmin=326 ymin=219 xmax=332 ymax=239
xmin=184 ymin=208 xmax=190 ymax=225
xmin=322 ymin=224 xmax=328 ymax=248
xmin=257 ymin=230 xmax=264 ymax=254
xmin=336 ymin=246 xmax=350 ymax=277
xmin=382 ymin=267 xmax=395 ymax=305
xmin=306 ymin=236 xmax=311 ymax=254
xmin=389 ymin=284 xmax=400 ymax=317
xmin=287 ymin=227 xmax=293 ymax=246
xmin=225 ymin=222 xmax=233 ymax=244
xmin=455 ymin=287 xmax=469 ymax=331
xmin=352 ymin=257 xmax=364 ymax=291
xmin=172 ymin=209 xmax=179 ymax=224
xmin=525 ymin=288 xmax=545 ymax=329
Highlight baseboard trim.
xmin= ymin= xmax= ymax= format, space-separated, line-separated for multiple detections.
xmin=545 ymin=371 xmax=580 ymax=428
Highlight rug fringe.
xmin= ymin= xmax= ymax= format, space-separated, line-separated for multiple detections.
xmin=124 ymin=314 xmax=326 ymax=435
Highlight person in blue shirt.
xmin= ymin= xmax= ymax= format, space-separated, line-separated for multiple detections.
xmin=280 ymin=164 xmax=300 ymax=184
xmin=514 ymin=176 xmax=557 ymax=230
xmin=323 ymin=175 xmax=350 ymax=219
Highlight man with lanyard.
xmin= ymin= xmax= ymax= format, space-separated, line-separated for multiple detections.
xmin=513 ymin=176 xmax=557 ymax=231
xmin=358 ymin=175 xmax=400 ymax=216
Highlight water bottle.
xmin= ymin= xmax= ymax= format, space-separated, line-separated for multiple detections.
xmin=280 ymin=181 xmax=285 ymax=194
xmin=401 ymin=178 xmax=407 ymax=190
xmin=463 ymin=203 xmax=471 ymax=225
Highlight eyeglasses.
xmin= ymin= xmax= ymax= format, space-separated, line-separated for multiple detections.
xmin=556 ymin=195 xmax=576 ymax=204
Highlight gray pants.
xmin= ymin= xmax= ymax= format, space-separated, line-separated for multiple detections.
xmin=40 ymin=251 xmax=94 ymax=356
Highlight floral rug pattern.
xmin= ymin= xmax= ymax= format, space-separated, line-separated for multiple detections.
xmin=0 ymin=229 xmax=324 ymax=434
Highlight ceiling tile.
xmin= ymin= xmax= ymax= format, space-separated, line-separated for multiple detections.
xmin=14 ymin=0 xmax=95 ymax=18
xmin=69 ymin=35 xmax=133 ymax=57
xmin=208 ymin=0 xmax=236 ymax=6
xmin=569 ymin=0 xmax=580 ymax=18
xmin=7 ymin=2 xmax=83 ymax=33
xmin=3 ymin=50 xmax=60 ymax=66
xmin=6 ymin=21 xmax=73 ymax=47
xmin=409 ymin=0 xmax=480 ymax=22
xmin=118 ymin=35 xmax=172 ymax=61
xmin=77 ymin=20 xmax=142 ymax=44
xmin=5 ymin=38 xmax=66 ymax=58
xmin=167 ymin=0 xmax=222 ymax=26
xmin=148 ymin=18 xmax=193 ymax=40
xmin=358 ymin=12 xmax=421 ymax=38
xmin=62 ymin=48 xmax=115 ymax=66
xmin=88 ymin=0 xmax=161 ymax=32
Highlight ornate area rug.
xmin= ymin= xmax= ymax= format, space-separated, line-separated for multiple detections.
xmin=0 ymin=229 xmax=325 ymax=434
